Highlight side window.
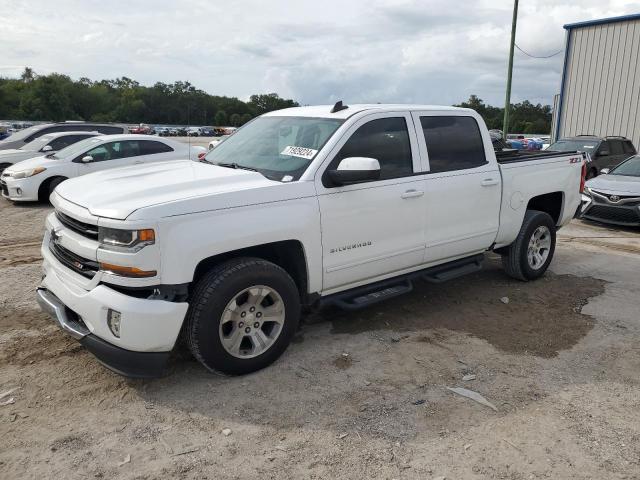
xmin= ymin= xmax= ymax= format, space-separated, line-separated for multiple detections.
xmin=623 ymin=140 xmax=636 ymax=154
xmin=610 ymin=140 xmax=624 ymax=155
xmin=139 ymin=140 xmax=173 ymax=155
xmin=420 ymin=116 xmax=487 ymax=173
xmin=112 ymin=140 xmax=141 ymax=159
xmin=598 ymin=141 xmax=612 ymax=155
xmin=97 ymin=126 xmax=126 ymax=135
xmin=329 ymin=117 xmax=413 ymax=181
xmin=84 ymin=143 xmax=112 ymax=162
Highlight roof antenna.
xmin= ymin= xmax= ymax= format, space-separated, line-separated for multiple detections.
xmin=330 ymin=100 xmax=348 ymax=113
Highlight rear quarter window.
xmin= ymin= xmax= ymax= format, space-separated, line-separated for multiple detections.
xmin=419 ymin=116 xmax=487 ymax=173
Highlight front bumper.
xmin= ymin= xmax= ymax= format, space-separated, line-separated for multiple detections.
xmin=36 ymin=288 xmax=170 ymax=378
xmin=580 ymin=194 xmax=640 ymax=226
xmin=0 ymin=175 xmax=41 ymax=201
xmin=39 ymin=251 xmax=189 ymax=377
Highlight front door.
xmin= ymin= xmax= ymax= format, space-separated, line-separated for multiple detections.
xmin=315 ymin=112 xmax=427 ymax=293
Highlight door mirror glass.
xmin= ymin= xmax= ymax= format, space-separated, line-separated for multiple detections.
xmin=600 ymin=167 xmax=610 ymax=174
xmin=41 ymin=145 xmax=53 ymax=152
xmin=81 ymin=155 xmax=93 ymax=163
xmin=328 ymin=157 xmax=380 ymax=186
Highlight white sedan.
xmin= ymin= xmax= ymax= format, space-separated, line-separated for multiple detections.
xmin=1 ymin=134 xmax=206 ymax=202
xmin=0 ymin=131 xmax=100 ymax=174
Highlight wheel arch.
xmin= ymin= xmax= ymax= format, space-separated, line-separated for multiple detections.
xmin=38 ymin=175 xmax=68 ymax=202
xmin=526 ymin=191 xmax=564 ymax=225
xmin=192 ymin=240 xmax=310 ymax=303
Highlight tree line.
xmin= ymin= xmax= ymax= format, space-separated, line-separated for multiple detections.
xmin=0 ymin=68 xmax=298 ymax=126
xmin=456 ymin=95 xmax=552 ymax=134
xmin=1 ymin=69 xmax=553 ymax=133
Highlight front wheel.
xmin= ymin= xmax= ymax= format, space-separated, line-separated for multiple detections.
xmin=501 ymin=210 xmax=556 ymax=281
xmin=185 ymin=257 xmax=300 ymax=375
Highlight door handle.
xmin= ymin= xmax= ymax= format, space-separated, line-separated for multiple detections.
xmin=401 ymin=189 xmax=424 ymax=199
xmin=481 ymin=178 xmax=499 ymax=187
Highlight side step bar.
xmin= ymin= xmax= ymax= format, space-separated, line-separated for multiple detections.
xmin=320 ymin=254 xmax=484 ymax=310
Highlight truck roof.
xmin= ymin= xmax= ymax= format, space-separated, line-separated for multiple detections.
xmin=264 ymin=104 xmax=473 ymax=119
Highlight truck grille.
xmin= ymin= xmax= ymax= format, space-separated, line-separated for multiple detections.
xmin=56 ymin=211 xmax=99 ymax=240
xmin=583 ymin=205 xmax=640 ymax=225
xmin=49 ymin=237 xmax=99 ymax=278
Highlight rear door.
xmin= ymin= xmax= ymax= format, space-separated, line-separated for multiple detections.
xmin=411 ymin=112 xmax=501 ymax=263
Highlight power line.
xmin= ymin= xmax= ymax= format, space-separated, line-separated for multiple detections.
xmin=515 ymin=43 xmax=564 ymax=59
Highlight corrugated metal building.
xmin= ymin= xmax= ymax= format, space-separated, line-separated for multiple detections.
xmin=553 ymin=13 xmax=640 ymax=147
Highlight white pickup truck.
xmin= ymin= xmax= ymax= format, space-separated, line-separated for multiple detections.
xmin=36 ymin=103 xmax=586 ymax=377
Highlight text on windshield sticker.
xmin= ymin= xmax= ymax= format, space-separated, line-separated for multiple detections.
xmin=281 ymin=145 xmax=318 ymax=160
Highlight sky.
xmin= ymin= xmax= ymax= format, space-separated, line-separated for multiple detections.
xmin=1 ymin=0 xmax=639 ymax=107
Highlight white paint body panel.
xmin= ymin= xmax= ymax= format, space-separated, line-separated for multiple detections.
xmin=39 ymin=104 xmax=583 ymax=353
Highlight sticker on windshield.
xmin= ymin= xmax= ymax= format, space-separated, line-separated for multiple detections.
xmin=281 ymin=145 xmax=318 ymax=160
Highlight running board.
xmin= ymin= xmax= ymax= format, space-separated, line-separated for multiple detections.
xmin=320 ymin=254 xmax=484 ymax=311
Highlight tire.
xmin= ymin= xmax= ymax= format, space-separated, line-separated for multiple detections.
xmin=185 ymin=257 xmax=300 ymax=375
xmin=48 ymin=177 xmax=66 ymax=196
xmin=501 ymin=210 xmax=556 ymax=281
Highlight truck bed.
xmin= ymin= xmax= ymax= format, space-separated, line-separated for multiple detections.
xmin=495 ymin=149 xmax=581 ymax=164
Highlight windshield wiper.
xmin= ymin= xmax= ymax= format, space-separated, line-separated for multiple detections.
xmin=215 ymin=162 xmax=259 ymax=172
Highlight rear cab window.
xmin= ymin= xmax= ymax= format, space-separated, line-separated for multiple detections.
xmin=419 ymin=116 xmax=487 ymax=173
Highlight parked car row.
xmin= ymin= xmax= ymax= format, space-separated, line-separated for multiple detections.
xmin=0 ymin=130 xmax=206 ymax=202
xmin=130 ymin=125 xmax=231 ymax=137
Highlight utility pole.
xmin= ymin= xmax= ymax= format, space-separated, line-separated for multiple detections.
xmin=503 ymin=0 xmax=519 ymax=138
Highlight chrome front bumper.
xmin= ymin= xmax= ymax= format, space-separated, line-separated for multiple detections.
xmin=36 ymin=287 xmax=89 ymax=340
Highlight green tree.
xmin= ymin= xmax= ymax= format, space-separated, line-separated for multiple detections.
xmin=214 ymin=110 xmax=227 ymax=126
xmin=229 ymin=113 xmax=241 ymax=126
xmin=248 ymin=93 xmax=298 ymax=115
xmin=240 ymin=113 xmax=253 ymax=125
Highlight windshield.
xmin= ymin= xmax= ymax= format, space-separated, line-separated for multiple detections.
xmin=20 ymin=134 xmax=54 ymax=152
xmin=51 ymin=137 xmax=102 ymax=159
xmin=547 ymin=139 xmax=598 ymax=152
xmin=203 ymin=116 xmax=344 ymax=181
xmin=610 ymin=155 xmax=640 ymax=177
xmin=0 ymin=124 xmax=50 ymax=143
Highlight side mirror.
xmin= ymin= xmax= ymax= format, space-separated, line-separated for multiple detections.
xmin=600 ymin=168 xmax=610 ymax=174
xmin=328 ymin=157 xmax=380 ymax=186
xmin=41 ymin=145 xmax=53 ymax=152
xmin=81 ymin=155 xmax=93 ymax=163
xmin=598 ymin=150 xmax=609 ymax=156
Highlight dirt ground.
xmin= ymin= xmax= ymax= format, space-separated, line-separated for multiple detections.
xmin=1 ymin=196 xmax=640 ymax=480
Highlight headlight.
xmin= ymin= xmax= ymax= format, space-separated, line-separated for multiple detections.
xmin=9 ymin=166 xmax=46 ymax=179
xmin=98 ymin=227 xmax=155 ymax=251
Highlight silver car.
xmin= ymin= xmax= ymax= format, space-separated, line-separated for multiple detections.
xmin=580 ymin=155 xmax=640 ymax=226
xmin=0 ymin=131 xmax=100 ymax=174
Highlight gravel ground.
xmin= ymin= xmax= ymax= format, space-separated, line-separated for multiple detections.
xmin=0 ymin=194 xmax=639 ymax=480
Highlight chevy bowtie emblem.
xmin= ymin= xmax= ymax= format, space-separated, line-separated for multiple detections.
xmin=51 ymin=228 xmax=62 ymax=242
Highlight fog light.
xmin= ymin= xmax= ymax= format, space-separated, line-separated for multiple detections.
xmin=107 ymin=309 xmax=121 ymax=338
xmin=16 ymin=188 xmax=22 ymax=195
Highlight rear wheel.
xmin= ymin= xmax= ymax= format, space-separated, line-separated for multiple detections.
xmin=185 ymin=257 xmax=300 ymax=375
xmin=502 ymin=210 xmax=556 ymax=281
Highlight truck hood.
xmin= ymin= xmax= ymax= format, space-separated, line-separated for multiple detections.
xmin=586 ymin=174 xmax=640 ymax=195
xmin=55 ymin=160 xmax=313 ymax=220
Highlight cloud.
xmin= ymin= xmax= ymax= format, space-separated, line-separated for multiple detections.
xmin=1 ymin=0 xmax=639 ymax=106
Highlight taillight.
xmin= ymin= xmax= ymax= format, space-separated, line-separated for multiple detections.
xmin=580 ymin=161 xmax=586 ymax=193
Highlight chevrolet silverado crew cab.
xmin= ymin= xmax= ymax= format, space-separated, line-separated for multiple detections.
xmin=36 ymin=103 xmax=586 ymax=378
